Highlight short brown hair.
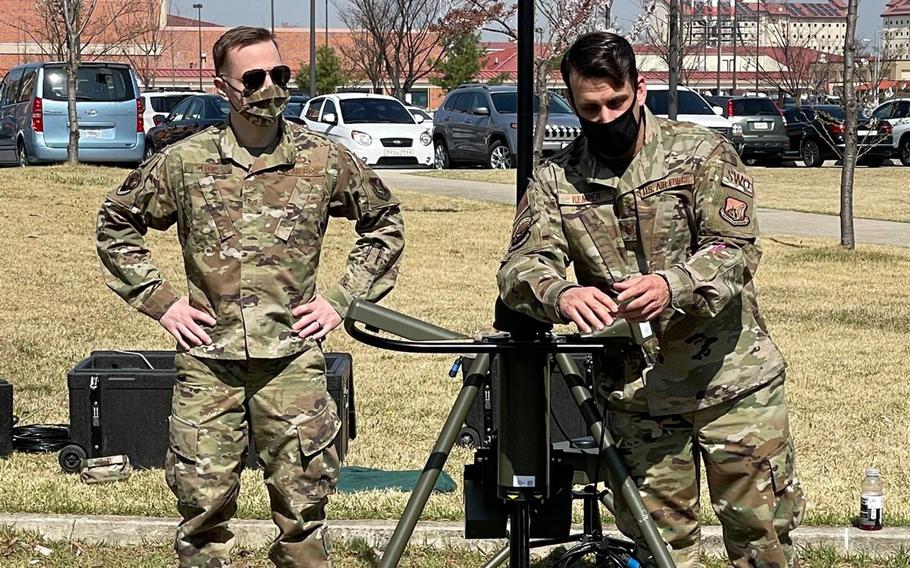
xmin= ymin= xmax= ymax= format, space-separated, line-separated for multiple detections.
xmin=213 ymin=26 xmax=278 ymax=75
xmin=560 ymin=32 xmax=638 ymax=96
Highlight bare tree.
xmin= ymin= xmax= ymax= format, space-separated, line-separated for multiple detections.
xmin=644 ymin=0 xmax=708 ymax=85
xmin=758 ymin=0 xmax=828 ymax=103
xmin=336 ymin=0 xmax=453 ymax=101
xmin=337 ymin=28 xmax=388 ymax=93
xmin=840 ymin=0 xmax=859 ymax=249
xmin=441 ymin=0 xmax=601 ymax=166
xmin=121 ymin=0 xmax=176 ymax=90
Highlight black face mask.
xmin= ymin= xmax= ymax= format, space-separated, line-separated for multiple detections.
xmin=578 ymin=96 xmax=643 ymax=162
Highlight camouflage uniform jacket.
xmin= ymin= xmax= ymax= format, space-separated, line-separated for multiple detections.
xmin=97 ymin=119 xmax=405 ymax=360
xmin=498 ymin=107 xmax=786 ymax=416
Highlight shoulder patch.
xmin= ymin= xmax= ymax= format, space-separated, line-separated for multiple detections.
xmin=509 ymin=210 xmax=534 ymax=252
xmin=720 ymin=163 xmax=754 ymax=197
xmin=368 ymin=176 xmax=391 ymax=201
xmin=117 ymin=169 xmax=142 ymax=195
xmin=719 ymin=196 xmax=750 ymax=226
xmin=638 ymin=173 xmax=695 ymax=199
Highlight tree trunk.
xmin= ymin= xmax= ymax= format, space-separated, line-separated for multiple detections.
xmin=839 ymin=0 xmax=858 ymax=249
xmin=532 ymin=58 xmax=549 ymax=168
xmin=66 ymin=33 xmax=80 ymax=165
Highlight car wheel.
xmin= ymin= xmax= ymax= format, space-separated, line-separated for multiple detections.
xmin=144 ymin=141 xmax=155 ymax=161
xmin=16 ymin=140 xmax=30 ymax=167
xmin=743 ymin=156 xmax=759 ymax=166
xmin=800 ymin=139 xmax=823 ymax=167
xmin=900 ymin=137 xmax=910 ymax=166
xmin=488 ymin=140 xmax=512 ymax=169
xmin=434 ymin=141 xmax=450 ymax=169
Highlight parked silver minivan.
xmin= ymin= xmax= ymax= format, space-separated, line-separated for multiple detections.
xmin=0 ymin=62 xmax=144 ymax=165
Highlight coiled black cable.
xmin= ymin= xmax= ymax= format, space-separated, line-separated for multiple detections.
xmin=11 ymin=417 xmax=70 ymax=453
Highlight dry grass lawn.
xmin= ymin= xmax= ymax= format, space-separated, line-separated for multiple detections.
xmin=0 ymin=165 xmax=908 ymax=529
xmin=418 ymin=164 xmax=910 ymax=222
xmin=0 ymin=527 xmax=908 ymax=568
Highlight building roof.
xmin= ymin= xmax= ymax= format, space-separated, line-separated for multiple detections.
xmin=166 ymin=14 xmax=223 ymax=28
xmin=680 ymin=0 xmax=846 ymax=19
xmin=883 ymin=0 xmax=910 ymax=16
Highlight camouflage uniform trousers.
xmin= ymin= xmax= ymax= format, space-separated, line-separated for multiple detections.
xmin=605 ymin=374 xmax=806 ymax=568
xmin=166 ymin=347 xmax=341 ymax=568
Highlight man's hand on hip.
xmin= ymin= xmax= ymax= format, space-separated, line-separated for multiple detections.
xmin=292 ymin=295 xmax=342 ymax=341
xmin=160 ymin=297 xmax=216 ymax=350
xmin=557 ymin=287 xmax=618 ymax=333
xmin=614 ymin=275 xmax=671 ymax=322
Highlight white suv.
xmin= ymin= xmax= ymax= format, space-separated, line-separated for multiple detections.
xmin=140 ymin=91 xmax=199 ymax=134
xmin=301 ymin=93 xmax=434 ymax=168
xmin=869 ymin=99 xmax=910 ymax=165
xmin=645 ymin=84 xmax=744 ymax=149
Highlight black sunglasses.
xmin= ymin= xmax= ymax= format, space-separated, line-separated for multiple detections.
xmin=220 ymin=65 xmax=291 ymax=96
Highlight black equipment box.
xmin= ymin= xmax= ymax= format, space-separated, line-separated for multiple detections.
xmin=0 ymin=378 xmax=12 ymax=458
xmin=457 ymin=354 xmax=592 ymax=449
xmin=63 ymin=351 xmax=355 ymax=472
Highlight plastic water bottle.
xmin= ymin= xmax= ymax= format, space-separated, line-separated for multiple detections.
xmin=859 ymin=467 xmax=884 ymax=531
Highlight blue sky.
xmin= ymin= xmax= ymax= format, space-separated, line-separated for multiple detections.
xmin=172 ymin=0 xmax=886 ymax=46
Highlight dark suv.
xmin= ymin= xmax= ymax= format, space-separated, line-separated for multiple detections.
xmin=432 ymin=84 xmax=581 ymax=169
xmin=716 ymin=97 xmax=788 ymax=165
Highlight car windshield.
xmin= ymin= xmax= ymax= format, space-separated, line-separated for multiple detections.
xmin=43 ymin=66 xmax=135 ymax=102
xmin=646 ymin=90 xmax=714 ymax=115
xmin=732 ymin=98 xmax=780 ymax=116
xmin=814 ymin=105 xmax=845 ymax=121
xmin=213 ymin=98 xmax=230 ymax=117
xmin=339 ymin=98 xmax=414 ymax=124
xmin=150 ymin=95 xmax=190 ymax=113
xmin=490 ymin=92 xmax=574 ymax=114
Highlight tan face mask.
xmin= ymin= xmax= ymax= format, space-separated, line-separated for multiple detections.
xmin=228 ymin=83 xmax=289 ymax=127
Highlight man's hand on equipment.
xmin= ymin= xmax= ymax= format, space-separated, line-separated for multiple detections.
xmin=292 ymin=295 xmax=342 ymax=341
xmin=614 ymin=275 xmax=671 ymax=322
xmin=557 ymin=287 xmax=618 ymax=333
xmin=160 ymin=296 xmax=216 ymax=350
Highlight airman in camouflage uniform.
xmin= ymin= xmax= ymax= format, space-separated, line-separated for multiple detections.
xmin=498 ymin=32 xmax=804 ymax=567
xmin=96 ymin=27 xmax=404 ymax=568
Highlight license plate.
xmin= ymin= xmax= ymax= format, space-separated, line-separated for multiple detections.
xmin=384 ymin=149 xmax=414 ymax=157
xmin=751 ymin=121 xmax=770 ymax=130
xmin=81 ymin=129 xmax=102 ymax=139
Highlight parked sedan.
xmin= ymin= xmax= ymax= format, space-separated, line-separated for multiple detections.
xmin=301 ymin=93 xmax=434 ymax=168
xmin=145 ymin=94 xmax=229 ymax=157
xmin=783 ymin=105 xmax=893 ymax=167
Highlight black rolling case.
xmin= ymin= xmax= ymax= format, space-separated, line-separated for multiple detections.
xmin=0 ymin=378 xmax=12 ymax=458
xmin=60 ymin=350 xmax=355 ymax=473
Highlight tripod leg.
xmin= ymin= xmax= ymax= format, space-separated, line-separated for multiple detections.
xmin=480 ymin=545 xmax=510 ymax=568
xmin=378 ymin=354 xmax=491 ymax=568
xmin=509 ymin=502 xmax=531 ymax=568
xmin=554 ymin=353 xmax=677 ymax=568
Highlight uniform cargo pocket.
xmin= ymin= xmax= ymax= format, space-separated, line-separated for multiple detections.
xmin=165 ymin=415 xmax=199 ymax=505
xmin=295 ymin=404 xmax=342 ymax=501
xmin=296 ymin=403 xmax=341 ymax=458
xmin=763 ymin=438 xmax=805 ymax=532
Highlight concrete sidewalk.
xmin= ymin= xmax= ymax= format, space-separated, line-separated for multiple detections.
xmin=1 ymin=512 xmax=907 ymax=556
xmin=379 ymin=170 xmax=910 ymax=248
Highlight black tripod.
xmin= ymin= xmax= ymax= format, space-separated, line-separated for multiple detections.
xmin=343 ymin=300 xmax=677 ymax=568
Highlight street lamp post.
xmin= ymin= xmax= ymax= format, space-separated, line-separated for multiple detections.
xmin=271 ymin=0 xmax=275 ymax=34
xmin=310 ymin=0 xmax=316 ymax=96
xmin=193 ymin=3 xmax=203 ymax=91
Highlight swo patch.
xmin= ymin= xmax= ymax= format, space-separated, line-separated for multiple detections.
xmin=720 ymin=163 xmax=754 ymax=197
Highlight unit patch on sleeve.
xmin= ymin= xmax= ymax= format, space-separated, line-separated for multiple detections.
xmin=719 ymin=196 xmax=750 ymax=227
xmin=117 ymin=169 xmax=142 ymax=195
xmin=368 ymin=176 xmax=392 ymax=201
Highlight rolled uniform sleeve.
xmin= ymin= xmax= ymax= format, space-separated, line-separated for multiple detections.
xmin=497 ymin=170 xmax=575 ymax=324
xmin=96 ymin=153 xmax=180 ymax=320
xmin=656 ymin=140 xmax=761 ymax=317
xmin=323 ymin=146 xmax=405 ymax=317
